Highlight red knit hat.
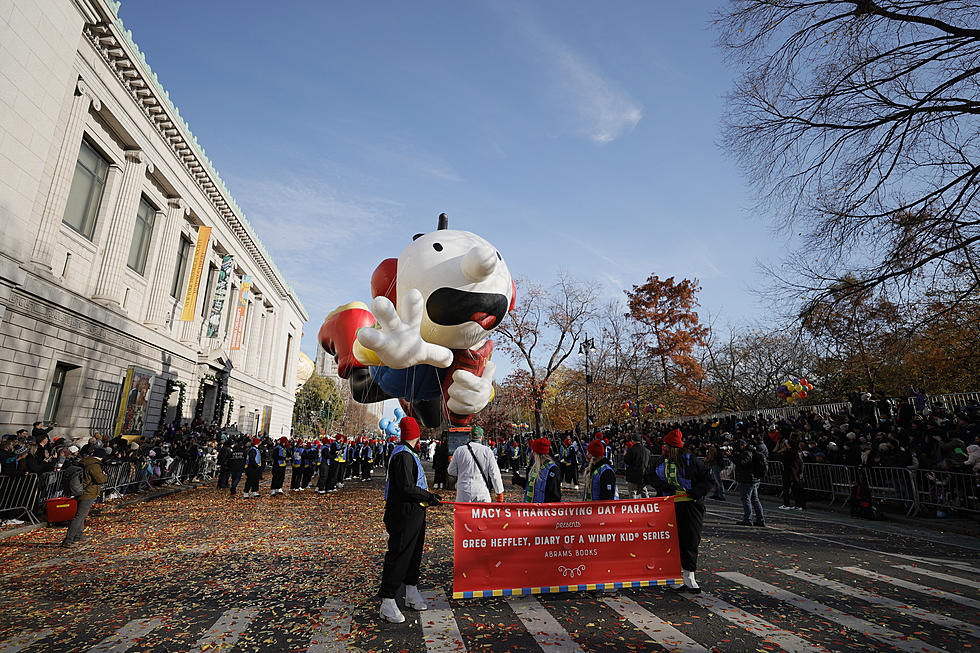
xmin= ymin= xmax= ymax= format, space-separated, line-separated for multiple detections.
xmin=400 ymin=416 xmax=421 ymax=442
xmin=279 ymin=437 xmax=288 ymax=445
xmin=664 ymin=429 xmax=683 ymax=448
xmin=530 ymin=437 xmax=550 ymax=455
xmin=563 ymin=437 xmax=571 ymax=446
xmin=587 ymin=439 xmax=605 ymax=459
xmin=252 ymin=437 xmax=260 ymax=446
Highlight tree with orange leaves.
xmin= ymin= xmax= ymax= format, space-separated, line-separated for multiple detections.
xmin=626 ymin=275 xmax=711 ymax=413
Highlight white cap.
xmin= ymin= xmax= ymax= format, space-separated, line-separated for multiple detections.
xmin=68 ymin=445 xmax=79 ymax=454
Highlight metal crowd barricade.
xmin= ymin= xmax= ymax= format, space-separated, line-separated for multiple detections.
xmin=913 ymin=468 xmax=979 ymax=516
xmin=759 ymin=461 xmax=784 ymax=495
xmin=860 ymin=466 xmax=918 ymax=516
xmin=801 ymin=463 xmax=837 ymax=503
xmin=0 ymin=474 xmax=41 ymax=525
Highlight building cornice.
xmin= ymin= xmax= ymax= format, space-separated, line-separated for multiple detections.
xmin=82 ymin=0 xmax=308 ymax=321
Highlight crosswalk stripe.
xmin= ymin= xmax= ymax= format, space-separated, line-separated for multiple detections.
xmin=602 ymin=595 xmax=707 ymax=653
xmin=893 ymin=564 xmax=980 ymax=589
xmin=507 ymin=596 xmax=585 ymax=653
xmin=0 ymin=628 xmax=55 ymax=653
xmin=840 ymin=566 xmax=980 ymax=610
xmin=420 ymin=589 xmax=466 ymax=653
xmin=87 ymin=618 xmax=163 ymax=653
xmin=901 ymin=556 xmax=980 ymax=574
xmin=307 ymin=601 xmax=353 ymax=653
xmin=188 ymin=607 xmax=258 ymax=653
xmin=779 ymin=568 xmax=980 ymax=639
xmin=684 ymin=591 xmax=827 ymax=653
xmin=717 ymin=572 xmax=947 ymax=653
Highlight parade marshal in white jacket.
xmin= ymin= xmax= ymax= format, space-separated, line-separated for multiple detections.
xmin=447 ymin=426 xmax=504 ymax=503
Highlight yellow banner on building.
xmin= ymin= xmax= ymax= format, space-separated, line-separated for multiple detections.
xmin=229 ymin=275 xmax=252 ymax=351
xmin=181 ymin=226 xmax=212 ymax=321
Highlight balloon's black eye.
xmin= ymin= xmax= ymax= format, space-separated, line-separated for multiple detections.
xmin=433 ymin=243 xmax=443 ymax=252
xmin=496 ymin=251 xmax=502 ymax=260
xmin=412 ymin=233 xmax=424 ymax=241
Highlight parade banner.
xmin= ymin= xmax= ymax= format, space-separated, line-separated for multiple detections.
xmin=205 ymin=255 xmax=234 ymax=338
xmin=113 ymin=366 xmax=155 ymax=439
xmin=260 ymin=405 xmax=272 ymax=436
xmin=229 ymin=275 xmax=252 ymax=351
xmin=453 ymin=497 xmax=682 ymax=598
xmin=180 ymin=226 xmax=211 ymax=321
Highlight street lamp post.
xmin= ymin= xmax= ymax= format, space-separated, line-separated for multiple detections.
xmin=578 ymin=334 xmax=596 ymax=435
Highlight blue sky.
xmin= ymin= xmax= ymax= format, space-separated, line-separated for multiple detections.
xmin=118 ymin=1 xmax=779 ymax=368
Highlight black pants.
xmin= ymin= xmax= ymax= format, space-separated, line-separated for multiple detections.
xmin=338 ymin=462 xmax=347 ymax=482
xmin=317 ymin=464 xmax=329 ymax=491
xmin=379 ymin=508 xmax=426 ymax=599
xmin=271 ymin=466 xmax=286 ymax=491
xmin=229 ymin=470 xmax=243 ymax=495
xmin=290 ymin=467 xmax=303 ymax=489
xmin=244 ymin=467 xmax=261 ymax=493
xmin=326 ymin=463 xmax=339 ymax=490
xmin=782 ymin=477 xmax=806 ymax=508
xmin=362 ymin=460 xmax=372 ymax=480
xmin=675 ymin=499 xmax=705 ymax=572
xmin=301 ymin=466 xmax=315 ymax=488
xmin=217 ymin=467 xmax=230 ymax=488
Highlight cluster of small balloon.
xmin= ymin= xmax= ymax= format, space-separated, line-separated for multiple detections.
xmin=645 ymin=403 xmax=665 ymax=414
xmin=378 ymin=406 xmax=407 ymax=438
xmin=621 ymin=400 xmax=638 ymax=417
xmin=509 ymin=422 xmax=530 ymax=430
xmin=777 ymin=378 xmax=814 ymax=404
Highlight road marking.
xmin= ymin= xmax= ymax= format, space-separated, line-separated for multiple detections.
xmin=420 ymin=589 xmax=466 ymax=653
xmin=602 ymin=595 xmax=707 ymax=652
xmin=704 ymin=508 xmax=980 ymax=555
xmin=507 ymin=596 xmax=584 ymax=653
xmin=901 ymin=556 xmax=980 ymax=574
xmin=779 ymin=568 xmax=980 ymax=639
xmin=893 ymin=565 xmax=980 ymax=589
xmin=684 ymin=591 xmax=826 ymax=653
xmin=0 ymin=628 xmax=55 ymax=653
xmin=306 ymin=601 xmax=353 ymax=653
xmin=717 ymin=572 xmax=947 ymax=653
xmin=87 ymin=618 xmax=162 ymax=653
xmin=189 ymin=607 xmax=258 ymax=653
xmin=839 ymin=566 xmax=980 ymax=610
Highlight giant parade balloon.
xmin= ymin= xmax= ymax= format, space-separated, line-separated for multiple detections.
xmin=318 ymin=214 xmax=515 ymax=428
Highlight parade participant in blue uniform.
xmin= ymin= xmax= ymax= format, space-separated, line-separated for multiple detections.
xmin=647 ymin=429 xmax=712 ymax=593
xmin=584 ymin=439 xmax=618 ymax=500
xmin=379 ymin=416 xmax=443 ymax=624
xmin=301 ymin=441 xmax=319 ymax=489
xmin=335 ymin=435 xmax=348 ymax=488
xmin=290 ymin=441 xmax=305 ymax=491
xmin=316 ymin=438 xmax=332 ymax=494
xmin=512 ymin=437 xmax=561 ymax=503
xmin=360 ymin=439 xmax=374 ymax=480
xmin=270 ymin=437 xmax=288 ymax=495
xmin=243 ymin=437 xmax=263 ymax=498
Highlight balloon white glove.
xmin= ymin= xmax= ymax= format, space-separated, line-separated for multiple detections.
xmin=355 ymin=290 xmax=454 ymax=370
xmin=446 ymin=360 xmax=496 ymax=415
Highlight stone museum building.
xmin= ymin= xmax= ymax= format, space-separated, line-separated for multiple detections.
xmin=0 ymin=0 xmax=308 ymax=438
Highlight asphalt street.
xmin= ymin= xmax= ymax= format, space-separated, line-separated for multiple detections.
xmin=1 ymin=464 xmax=978 ymax=653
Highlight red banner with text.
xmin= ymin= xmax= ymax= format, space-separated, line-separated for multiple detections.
xmin=453 ymin=497 xmax=682 ymax=598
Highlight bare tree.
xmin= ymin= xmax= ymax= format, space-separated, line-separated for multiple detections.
xmin=495 ymin=272 xmax=601 ymax=435
xmin=717 ymin=1 xmax=980 ymax=315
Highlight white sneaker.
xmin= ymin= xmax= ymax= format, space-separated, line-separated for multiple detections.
xmin=404 ymin=585 xmax=428 ymax=611
xmin=778 ymin=505 xmax=791 ymax=510
xmin=380 ymin=598 xmax=405 ymax=623
xmin=573 ymin=485 xmax=580 ymax=490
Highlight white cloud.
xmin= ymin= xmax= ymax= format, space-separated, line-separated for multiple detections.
xmin=549 ymin=44 xmax=644 ymax=144
xmin=500 ymin=5 xmax=643 ymax=144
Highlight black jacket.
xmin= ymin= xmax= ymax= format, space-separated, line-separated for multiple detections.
xmin=623 ymin=444 xmax=651 ymax=484
xmin=646 ymin=453 xmax=713 ymax=501
xmin=384 ymin=445 xmax=440 ymax=529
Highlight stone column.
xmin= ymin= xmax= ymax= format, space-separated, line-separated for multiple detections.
xmin=91 ymin=150 xmax=152 ymax=308
xmin=145 ymin=198 xmax=188 ymax=328
xmin=245 ymin=304 xmax=266 ymax=377
xmin=31 ymin=78 xmax=102 ymax=271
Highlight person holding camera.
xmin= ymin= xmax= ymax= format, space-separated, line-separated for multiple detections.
xmin=447 ymin=426 xmax=504 ymax=503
